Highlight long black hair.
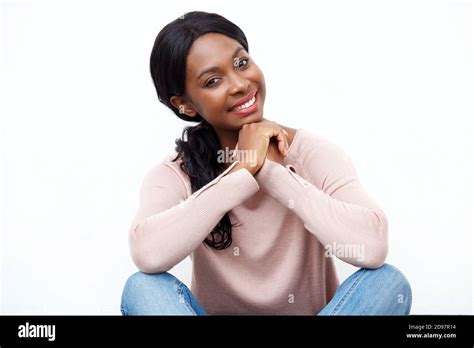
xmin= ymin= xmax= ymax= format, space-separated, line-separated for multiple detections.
xmin=149 ymin=11 xmax=249 ymax=250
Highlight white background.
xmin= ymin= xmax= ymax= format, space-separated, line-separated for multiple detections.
xmin=1 ymin=0 xmax=472 ymax=314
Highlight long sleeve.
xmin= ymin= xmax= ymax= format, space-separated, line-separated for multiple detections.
xmin=254 ymin=138 xmax=388 ymax=269
xmin=129 ymin=160 xmax=260 ymax=273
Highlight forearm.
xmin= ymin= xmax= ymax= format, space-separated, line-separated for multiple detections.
xmin=255 ymin=159 xmax=388 ymax=268
xmin=130 ymin=167 xmax=260 ymax=273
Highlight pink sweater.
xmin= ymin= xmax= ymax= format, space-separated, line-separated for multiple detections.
xmin=128 ymin=128 xmax=389 ymax=315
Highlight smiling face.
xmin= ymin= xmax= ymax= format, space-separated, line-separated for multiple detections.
xmin=170 ymin=32 xmax=266 ymax=146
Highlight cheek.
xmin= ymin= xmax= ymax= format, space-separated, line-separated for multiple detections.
xmin=196 ymin=90 xmax=229 ymax=115
xmin=207 ymin=90 xmax=229 ymax=110
xmin=251 ymin=64 xmax=265 ymax=82
xmin=252 ymin=67 xmax=266 ymax=96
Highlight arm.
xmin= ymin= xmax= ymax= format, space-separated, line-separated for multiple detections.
xmin=255 ymin=137 xmax=388 ymax=269
xmin=129 ymin=160 xmax=260 ymax=273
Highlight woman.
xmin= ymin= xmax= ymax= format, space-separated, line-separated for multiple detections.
xmin=120 ymin=11 xmax=412 ymax=315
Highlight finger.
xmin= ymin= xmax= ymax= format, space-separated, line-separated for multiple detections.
xmin=277 ymin=127 xmax=289 ymax=156
xmin=281 ymin=129 xmax=289 ymax=156
xmin=283 ymin=134 xmax=289 ymax=157
xmin=272 ymin=128 xmax=288 ymax=156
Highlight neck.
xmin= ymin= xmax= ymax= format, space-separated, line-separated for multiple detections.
xmin=215 ymin=129 xmax=239 ymax=152
xmin=214 ymin=128 xmax=239 ymax=169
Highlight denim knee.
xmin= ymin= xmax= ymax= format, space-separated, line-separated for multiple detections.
xmin=124 ymin=271 xmax=177 ymax=290
xmin=120 ymin=271 xmax=178 ymax=315
xmin=371 ymin=263 xmax=412 ymax=314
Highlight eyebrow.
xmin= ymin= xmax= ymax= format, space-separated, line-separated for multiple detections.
xmin=196 ymin=47 xmax=245 ymax=81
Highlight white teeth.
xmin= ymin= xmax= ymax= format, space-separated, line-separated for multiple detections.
xmin=233 ymin=95 xmax=256 ymax=111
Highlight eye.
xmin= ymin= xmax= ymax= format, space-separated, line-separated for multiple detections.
xmin=235 ymin=57 xmax=249 ymax=69
xmin=205 ymin=77 xmax=220 ymax=88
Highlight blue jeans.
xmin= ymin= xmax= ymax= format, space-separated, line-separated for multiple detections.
xmin=120 ymin=263 xmax=412 ymax=315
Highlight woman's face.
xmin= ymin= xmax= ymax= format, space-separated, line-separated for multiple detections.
xmin=171 ymin=32 xmax=266 ymax=133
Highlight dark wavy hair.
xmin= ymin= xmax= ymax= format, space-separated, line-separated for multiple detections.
xmin=149 ymin=11 xmax=249 ymax=250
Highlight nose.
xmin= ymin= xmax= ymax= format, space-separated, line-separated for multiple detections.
xmin=228 ymin=70 xmax=250 ymax=96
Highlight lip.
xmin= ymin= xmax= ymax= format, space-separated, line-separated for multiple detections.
xmin=228 ymin=92 xmax=258 ymax=117
xmin=229 ymin=90 xmax=258 ymax=111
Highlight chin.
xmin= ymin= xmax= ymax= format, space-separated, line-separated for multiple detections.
xmin=241 ymin=113 xmax=263 ymax=125
xmin=253 ymin=112 xmax=265 ymax=122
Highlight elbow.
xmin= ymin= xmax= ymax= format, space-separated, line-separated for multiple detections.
xmin=361 ymin=238 xmax=388 ymax=269
xmin=129 ymin=223 xmax=172 ymax=274
xmin=131 ymin=246 xmax=172 ymax=274
xmin=372 ymin=208 xmax=389 ymax=241
xmin=359 ymin=211 xmax=389 ymax=269
xmin=363 ymin=226 xmax=389 ymax=269
xmin=132 ymin=253 xmax=172 ymax=274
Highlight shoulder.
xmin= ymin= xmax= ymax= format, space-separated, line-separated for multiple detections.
xmin=141 ymin=152 xmax=192 ymax=197
xmin=291 ymin=128 xmax=357 ymax=184
xmin=298 ymin=129 xmax=347 ymax=158
xmin=282 ymin=126 xmax=340 ymax=160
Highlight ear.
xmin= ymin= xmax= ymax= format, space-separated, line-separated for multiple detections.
xmin=170 ymin=96 xmax=197 ymax=117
